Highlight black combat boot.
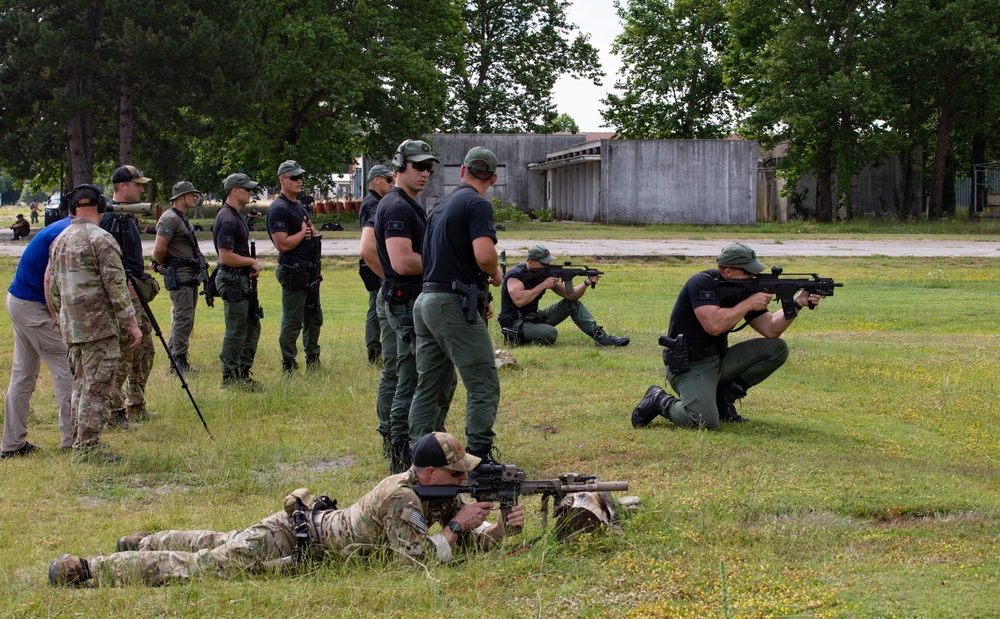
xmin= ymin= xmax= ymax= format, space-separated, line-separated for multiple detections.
xmin=389 ymin=437 xmax=412 ymax=474
xmin=306 ymin=354 xmax=320 ymax=369
xmin=380 ymin=432 xmax=392 ymax=460
xmin=468 ymin=445 xmax=501 ymax=471
xmin=221 ymin=370 xmax=239 ymax=389
xmin=282 ymin=359 xmax=299 ymax=375
xmin=717 ymin=380 xmax=750 ymax=423
xmin=170 ymin=354 xmax=193 ymax=375
xmin=591 ymin=326 xmax=630 ymax=347
xmin=238 ymin=366 xmax=263 ymax=392
xmin=631 ymin=385 xmax=675 ymax=428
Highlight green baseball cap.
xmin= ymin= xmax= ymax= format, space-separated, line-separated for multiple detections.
xmin=464 ymin=147 xmax=497 ymax=175
xmin=224 ymin=173 xmax=260 ymax=192
xmin=277 ymin=160 xmax=305 ymax=177
xmin=527 ymin=244 xmax=555 ymax=265
xmin=397 ymin=140 xmax=439 ymax=165
xmin=718 ymin=242 xmax=767 ymax=274
xmin=366 ymin=165 xmax=392 ymax=183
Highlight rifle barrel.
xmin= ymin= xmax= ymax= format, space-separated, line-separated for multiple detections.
xmin=561 ymin=482 xmax=629 ymax=492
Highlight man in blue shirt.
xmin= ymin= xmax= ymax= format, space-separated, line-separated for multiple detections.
xmin=2 ymin=212 xmax=74 ymax=457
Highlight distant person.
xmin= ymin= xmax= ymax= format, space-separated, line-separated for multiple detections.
xmin=10 ymin=214 xmax=30 ymax=240
xmin=30 ymin=203 xmax=39 ymax=224
xmin=358 ymin=165 xmax=394 ymax=365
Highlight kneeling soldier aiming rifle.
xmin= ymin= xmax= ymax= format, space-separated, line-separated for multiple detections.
xmin=631 ymin=242 xmax=841 ymax=429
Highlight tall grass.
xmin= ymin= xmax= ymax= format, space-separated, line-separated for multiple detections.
xmin=0 ymin=255 xmax=998 ymax=617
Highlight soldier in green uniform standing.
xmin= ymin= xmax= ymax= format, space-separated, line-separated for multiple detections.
xmin=212 ymin=174 xmax=263 ymax=390
xmin=49 ymin=432 xmax=525 ymax=586
xmin=266 ymin=160 xmax=322 ymax=374
xmin=47 ymin=185 xmax=142 ymax=463
xmin=408 ymin=147 xmax=503 ymax=463
xmin=371 ymin=140 xmax=440 ymax=474
xmin=152 ymin=181 xmax=206 ymax=375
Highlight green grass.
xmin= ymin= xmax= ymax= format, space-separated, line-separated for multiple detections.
xmin=1 ymin=255 xmax=999 ymax=617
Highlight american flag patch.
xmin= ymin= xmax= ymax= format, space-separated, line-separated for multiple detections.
xmin=405 ymin=507 xmax=427 ymax=533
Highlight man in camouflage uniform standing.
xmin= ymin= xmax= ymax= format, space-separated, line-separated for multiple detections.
xmin=152 ymin=181 xmax=206 ymax=375
xmin=47 ymin=185 xmax=142 ymax=464
xmin=102 ymin=165 xmax=157 ymax=424
xmin=49 ymin=432 xmax=525 ymax=585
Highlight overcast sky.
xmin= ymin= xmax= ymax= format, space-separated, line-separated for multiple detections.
xmin=551 ymin=0 xmax=625 ymax=131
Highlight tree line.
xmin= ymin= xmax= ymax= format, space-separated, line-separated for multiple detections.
xmin=0 ymin=0 xmax=598 ymax=199
xmin=604 ymin=0 xmax=1000 ymax=221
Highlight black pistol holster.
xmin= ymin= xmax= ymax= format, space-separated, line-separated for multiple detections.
xmin=659 ymin=334 xmax=691 ymax=375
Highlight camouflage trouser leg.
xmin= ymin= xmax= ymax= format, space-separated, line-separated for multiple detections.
xmin=88 ymin=511 xmax=298 ymax=586
xmin=68 ymin=337 xmax=120 ymax=450
xmin=126 ymin=301 xmax=155 ymax=408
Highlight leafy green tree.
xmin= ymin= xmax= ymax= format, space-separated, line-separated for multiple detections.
xmin=444 ymin=0 xmax=603 ymax=133
xmin=540 ymin=112 xmax=580 ymax=133
xmin=602 ymin=0 xmax=734 ymax=139
xmin=727 ymin=0 xmax=891 ymax=222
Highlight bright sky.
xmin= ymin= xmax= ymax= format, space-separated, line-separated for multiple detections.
xmin=551 ymin=0 xmax=625 ymax=131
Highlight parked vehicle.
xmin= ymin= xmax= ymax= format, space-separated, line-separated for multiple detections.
xmin=44 ymin=193 xmax=64 ymax=226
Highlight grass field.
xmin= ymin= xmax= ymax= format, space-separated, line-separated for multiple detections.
xmin=0 ymin=251 xmax=998 ymax=618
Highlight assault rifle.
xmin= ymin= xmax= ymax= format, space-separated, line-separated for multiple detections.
xmin=248 ymin=241 xmax=264 ymax=326
xmin=542 ymin=262 xmax=604 ymax=290
xmin=412 ymin=463 xmax=629 ymax=530
xmin=718 ymin=266 xmax=843 ymax=320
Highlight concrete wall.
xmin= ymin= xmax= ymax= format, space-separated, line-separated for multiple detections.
xmin=790 ymin=156 xmax=922 ymax=219
xmin=600 ymin=140 xmax=758 ymax=224
xmin=419 ymin=133 xmax=585 ymax=212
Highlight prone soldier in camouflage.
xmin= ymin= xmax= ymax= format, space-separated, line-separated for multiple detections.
xmin=152 ymin=181 xmax=205 ymax=375
xmin=101 ymin=165 xmax=158 ymax=424
xmin=48 ymin=432 xmax=525 ymax=586
xmin=47 ymin=185 xmax=142 ymax=464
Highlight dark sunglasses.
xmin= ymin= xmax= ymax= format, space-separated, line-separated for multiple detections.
xmin=286 ymin=174 xmax=303 ymax=182
xmin=411 ymin=161 xmax=434 ymax=173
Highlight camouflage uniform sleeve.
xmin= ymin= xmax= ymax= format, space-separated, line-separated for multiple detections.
xmin=382 ymin=487 xmax=454 ymax=564
xmin=47 ymin=246 xmax=61 ymax=315
xmin=95 ymin=233 xmax=136 ymax=322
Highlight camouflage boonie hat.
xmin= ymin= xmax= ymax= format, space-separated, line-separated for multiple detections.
xmin=411 ymin=432 xmax=481 ymax=472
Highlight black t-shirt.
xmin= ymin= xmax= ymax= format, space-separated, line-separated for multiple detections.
xmin=212 ymin=203 xmax=251 ymax=258
xmin=266 ymin=193 xmax=317 ymax=263
xmin=100 ymin=208 xmax=145 ymax=274
xmin=358 ymin=189 xmax=380 ymax=229
xmin=499 ymin=262 xmax=550 ymax=323
xmin=422 ymin=184 xmax=497 ymax=285
xmin=667 ymin=269 xmax=766 ymax=348
xmin=373 ymin=187 xmax=426 ymax=285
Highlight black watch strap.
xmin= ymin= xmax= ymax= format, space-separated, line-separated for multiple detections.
xmin=447 ymin=520 xmax=463 ymax=534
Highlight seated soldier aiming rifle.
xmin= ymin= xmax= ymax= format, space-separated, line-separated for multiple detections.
xmin=498 ymin=244 xmax=629 ymax=347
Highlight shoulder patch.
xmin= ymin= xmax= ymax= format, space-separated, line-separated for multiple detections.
xmin=699 ymin=291 xmax=716 ymax=300
xmin=271 ymin=220 xmax=287 ymax=230
xmin=388 ymin=221 xmax=405 ymax=231
xmin=402 ymin=506 xmax=428 ymax=534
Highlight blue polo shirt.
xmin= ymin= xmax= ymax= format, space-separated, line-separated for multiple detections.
xmin=8 ymin=217 xmax=72 ymax=304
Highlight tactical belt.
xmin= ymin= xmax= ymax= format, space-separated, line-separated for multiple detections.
xmin=422 ymin=282 xmax=462 ymax=294
xmin=219 ymin=265 xmax=250 ymax=275
xmin=688 ymin=342 xmax=726 ymax=362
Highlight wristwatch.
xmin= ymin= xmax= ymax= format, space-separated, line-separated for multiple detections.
xmin=447 ymin=520 xmax=463 ymax=535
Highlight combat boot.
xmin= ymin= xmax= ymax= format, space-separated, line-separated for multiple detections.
xmin=48 ymin=554 xmax=92 ymax=586
xmin=591 ymin=326 xmax=630 ymax=347
xmin=389 ymin=437 xmax=412 ymax=474
xmin=105 ymin=409 xmax=133 ymax=430
xmin=282 ymin=359 xmax=299 ymax=375
xmin=631 ymin=385 xmax=675 ymax=428
xmin=221 ymin=370 xmax=239 ymax=389
xmin=170 ymin=354 xmax=195 ymax=375
xmin=116 ymin=531 xmax=150 ymax=551
xmin=380 ymin=431 xmax=392 ymax=460
xmin=238 ymin=366 xmax=263 ymax=392
xmin=717 ymin=380 xmax=750 ymax=423
xmin=468 ymin=445 xmax=502 ymax=470
xmin=306 ymin=354 xmax=321 ymax=369
xmin=72 ymin=447 xmax=123 ymax=464
xmin=127 ymin=403 xmax=157 ymax=422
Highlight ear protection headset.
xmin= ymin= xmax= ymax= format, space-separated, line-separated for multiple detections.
xmin=65 ymin=184 xmax=108 ymax=215
xmin=391 ymin=140 xmax=411 ymax=172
